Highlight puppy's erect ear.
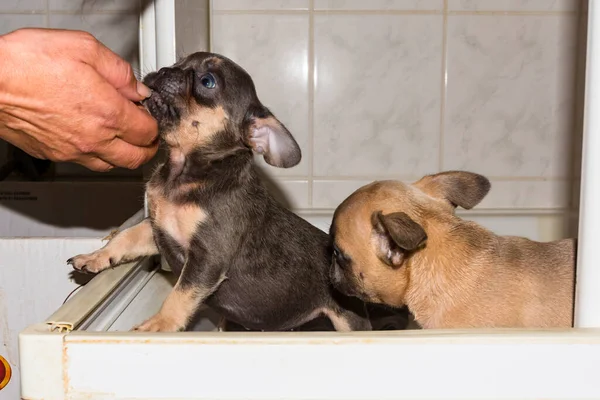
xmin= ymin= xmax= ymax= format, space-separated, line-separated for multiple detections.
xmin=371 ymin=211 xmax=427 ymax=268
xmin=244 ymin=105 xmax=301 ymax=168
xmin=413 ymin=170 xmax=491 ymax=210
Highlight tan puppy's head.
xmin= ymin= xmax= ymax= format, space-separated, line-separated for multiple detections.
xmin=329 ymin=171 xmax=491 ymax=307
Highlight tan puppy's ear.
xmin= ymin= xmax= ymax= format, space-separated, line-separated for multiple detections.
xmin=371 ymin=211 xmax=427 ymax=268
xmin=413 ymin=170 xmax=491 ymax=210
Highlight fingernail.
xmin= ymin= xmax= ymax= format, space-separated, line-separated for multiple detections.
xmin=137 ymin=81 xmax=152 ymax=98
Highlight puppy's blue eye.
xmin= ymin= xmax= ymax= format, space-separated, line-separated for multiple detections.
xmin=200 ymin=73 xmax=216 ymax=89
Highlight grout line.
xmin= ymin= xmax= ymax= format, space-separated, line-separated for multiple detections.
xmin=438 ymin=0 xmax=448 ymax=171
xmin=291 ymin=207 xmax=575 ymax=215
xmin=0 ymin=10 xmax=140 ymax=15
xmin=44 ymin=0 xmax=49 ymax=27
xmin=211 ymin=9 xmax=441 ymax=15
xmin=0 ymin=9 xmax=579 ymax=16
xmin=447 ymin=10 xmax=578 ymax=16
xmin=206 ymin=9 xmax=578 ymax=16
xmin=212 ymin=9 xmax=309 ymax=15
xmin=285 ymin=176 xmax=574 ymax=182
xmin=307 ymin=0 xmax=315 ymax=207
xmin=313 ymin=9 xmax=442 ymax=15
xmin=208 ymin=0 xmax=214 ymax=52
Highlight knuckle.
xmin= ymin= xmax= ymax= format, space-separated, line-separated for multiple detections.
xmin=120 ymin=61 xmax=135 ymax=83
xmin=74 ymin=31 xmax=100 ymax=55
xmin=49 ymin=150 xmax=72 ymax=163
xmin=72 ymin=137 xmax=96 ymax=155
xmin=98 ymin=108 xmax=123 ymax=131
xmin=97 ymin=163 xmax=114 ymax=172
xmin=77 ymin=30 xmax=97 ymax=46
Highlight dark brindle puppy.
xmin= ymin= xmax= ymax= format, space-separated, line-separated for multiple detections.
xmin=66 ymin=52 xmax=374 ymax=332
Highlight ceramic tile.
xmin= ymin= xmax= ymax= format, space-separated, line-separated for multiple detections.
xmin=448 ymin=0 xmax=578 ymax=11
xmin=313 ymin=14 xmax=443 ymax=177
xmin=314 ymin=0 xmax=442 ymax=10
xmin=48 ymin=13 xmax=139 ymax=69
xmin=212 ymin=0 xmax=308 ymax=11
xmin=477 ymin=180 xmax=570 ymax=209
xmin=49 ymin=0 xmax=139 ymax=11
xmin=0 ymin=14 xmax=45 ymax=35
xmin=314 ymin=179 xmax=570 ymax=210
xmin=443 ymin=15 xmax=578 ymax=178
xmin=463 ymin=213 xmax=571 ymax=242
xmin=263 ymin=180 xmax=309 ymax=209
xmin=175 ymin=0 xmax=210 ymax=56
xmin=0 ymin=0 xmax=45 ymax=12
xmin=212 ymin=13 xmax=310 ymax=176
xmin=313 ymin=180 xmax=373 ymax=209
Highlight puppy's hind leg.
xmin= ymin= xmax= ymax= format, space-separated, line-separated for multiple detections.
xmin=68 ymin=219 xmax=158 ymax=274
xmin=322 ymin=306 xmax=372 ymax=332
xmin=134 ymin=252 xmax=226 ymax=332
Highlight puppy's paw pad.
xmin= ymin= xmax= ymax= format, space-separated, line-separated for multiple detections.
xmin=67 ymin=251 xmax=113 ymax=274
xmin=133 ymin=315 xmax=181 ymax=332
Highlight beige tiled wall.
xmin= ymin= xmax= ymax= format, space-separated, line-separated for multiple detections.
xmin=211 ymin=0 xmax=587 ymax=213
xmin=0 ymin=0 xmax=588 ymax=216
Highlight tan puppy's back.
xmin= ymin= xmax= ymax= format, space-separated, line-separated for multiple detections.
xmin=419 ymin=234 xmax=575 ymax=328
xmin=490 ymin=236 xmax=574 ymax=328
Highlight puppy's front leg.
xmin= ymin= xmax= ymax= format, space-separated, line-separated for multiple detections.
xmin=133 ymin=256 xmax=225 ymax=332
xmin=68 ymin=219 xmax=158 ymax=274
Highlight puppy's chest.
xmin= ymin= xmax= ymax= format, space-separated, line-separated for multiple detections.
xmin=146 ymin=185 xmax=207 ymax=249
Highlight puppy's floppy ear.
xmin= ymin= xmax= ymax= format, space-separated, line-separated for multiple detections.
xmin=413 ymin=170 xmax=491 ymax=210
xmin=371 ymin=211 xmax=427 ymax=268
xmin=244 ymin=104 xmax=301 ymax=168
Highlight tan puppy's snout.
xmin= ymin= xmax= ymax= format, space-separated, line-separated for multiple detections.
xmin=330 ymin=259 xmax=343 ymax=284
xmin=330 ymin=250 xmax=361 ymax=298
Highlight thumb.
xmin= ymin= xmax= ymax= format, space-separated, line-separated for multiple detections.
xmin=86 ymin=40 xmax=151 ymax=101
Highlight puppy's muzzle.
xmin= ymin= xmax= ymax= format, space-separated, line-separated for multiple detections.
xmin=141 ymin=67 xmax=193 ymax=125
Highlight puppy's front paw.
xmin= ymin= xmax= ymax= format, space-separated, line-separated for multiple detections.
xmin=67 ymin=250 xmax=115 ymax=274
xmin=133 ymin=314 xmax=183 ymax=332
xmin=102 ymin=229 xmax=120 ymax=242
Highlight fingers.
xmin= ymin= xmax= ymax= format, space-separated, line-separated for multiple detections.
xmin=114 ymin=96 xmax=159 ymax=147
xmin=86 ymin=71 xmax=158 ymax=147
xmin=97 ymin=137 xmax=158 ymax=170
xmin=87 ymin=39 xmax=151 ymax=102
xmin=78 ymin=156 xmax=114 ymax=172
xmin=78 ymin=34 xmax=158 ymax=148
xmin=75 ymin=35 xmax=158 ymax=169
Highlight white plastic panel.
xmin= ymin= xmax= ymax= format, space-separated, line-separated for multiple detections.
xmin=576 ymin=3 xmax=600 ymax=328
xmin=43 ymin=329 xmax=600 ymax=400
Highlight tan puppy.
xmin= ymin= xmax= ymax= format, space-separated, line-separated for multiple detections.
xmin=329 ymin=171 xmax=576 ymax=329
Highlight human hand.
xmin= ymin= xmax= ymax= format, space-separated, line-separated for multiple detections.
xmin=0 ymin=28 xmax=158 ymax=171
